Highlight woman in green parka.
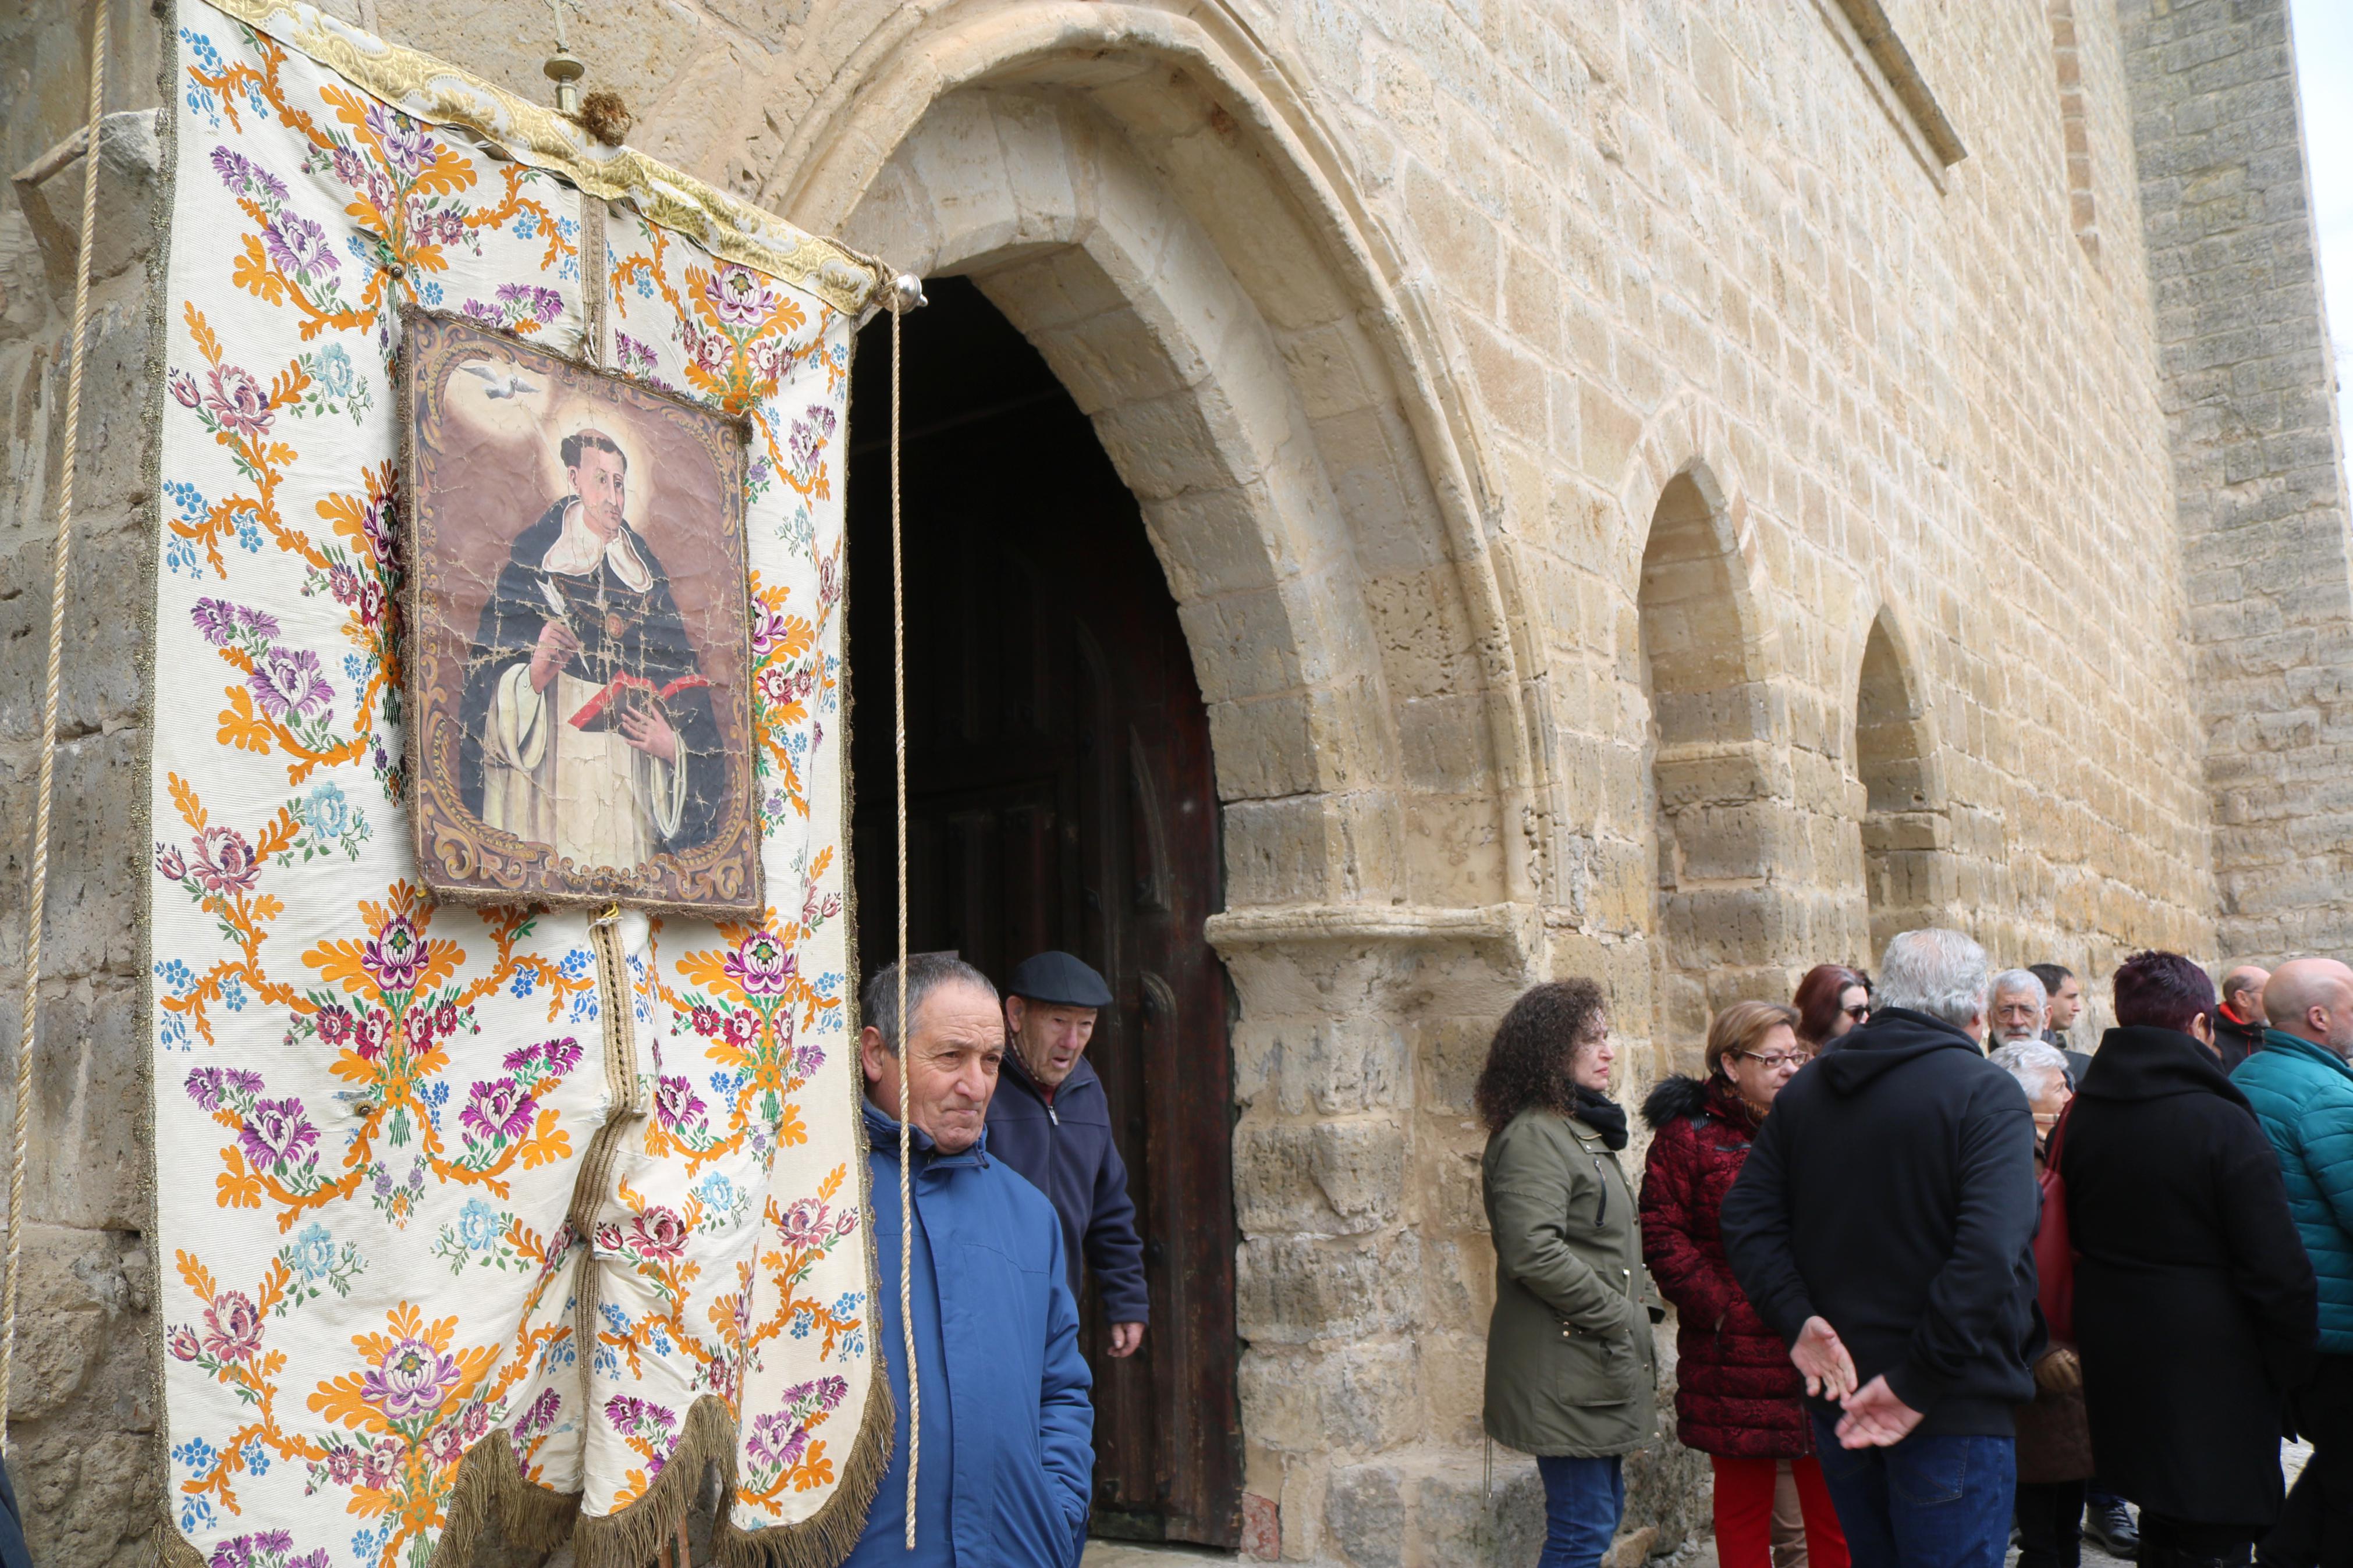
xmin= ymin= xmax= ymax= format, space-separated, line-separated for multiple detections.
xmin=1477 ymin=979 xmax=1663 ymax=1568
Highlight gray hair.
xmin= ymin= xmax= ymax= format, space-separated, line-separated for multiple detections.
xmin=1990 ymin=1040 xmax=2071 ymax=1101
xmin=861 ymin=952 xmax=998 ymax=1054
xmin=1990 ymin=969 xmax=2049 ymax=1008
xmin=1876 ymin=929 xmax=1992 ymax=1027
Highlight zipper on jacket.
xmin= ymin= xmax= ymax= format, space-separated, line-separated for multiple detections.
xmin=1593 ymin=1157 xmax=1607 ymax=1228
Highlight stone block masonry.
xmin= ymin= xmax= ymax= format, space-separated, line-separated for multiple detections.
xmin=2121 ymin=0 xmax=2353 ymax=965
xmin=1 ymin=0 xmax=2347 ymax=1563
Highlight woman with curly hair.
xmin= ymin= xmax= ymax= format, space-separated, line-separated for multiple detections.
xmin=1478 ymin=979 xmax=1663 ymax=1568
xmin=1792 ymin=965 xmax=1871 ymax=1052
xmin=1642 ymin=1000 xmax=1849 ymax=1568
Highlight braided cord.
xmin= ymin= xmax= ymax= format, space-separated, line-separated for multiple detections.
xmin=891 ymin=295 xmax=917 ymax=1550
xmin=2 ymin=0 xmax=108 ymax=1445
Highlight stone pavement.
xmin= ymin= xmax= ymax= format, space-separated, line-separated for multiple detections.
xmin=1078 ymin=1442 xmax=2317 ymax=1568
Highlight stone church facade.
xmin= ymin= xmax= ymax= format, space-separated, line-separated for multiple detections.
xmin=1 ymin=0 xmax=2347 ymax=1565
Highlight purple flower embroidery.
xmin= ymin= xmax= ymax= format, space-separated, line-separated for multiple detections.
xmin=239 ymin=1097 xmax=318 ymax=1171
xmin=616 ymin=333 xmax=659 ymax=378
xmin=775 ymin=1197 xmax=854 ymax=1250
xmin=366 ymin=103 xmax=432 ymax=180
xmin=722 ymin=930 xmax=794 ymax=997
xmin=654 ymin=1075 xmax=706 ymax=1133
xmin=169 ymin=369 xmax=203 ymax=408
xmin=190 ymin=598 xmax=240 ymax=645
xmin=787 ymin=407 xmax=837 ymax=475
xmin=460 ymin=1079 xmax=535 ymax=1144
xmin=236 ymin=605 xmax=281 ymax=639
xmin=168 ymin=1325 xmax=203 ymax=1361
xmin=188 ymin=1067 xmax=230 ymax=1110
xmin=602 ymin=1393 xmax=679 ymax=1471
xmin=513 ymin=1386 xmax=562 ymax=1442
xmin=194 ymin=825 xmax=260 ymax=894
xmin=156 ymin=842 xmax=188 ymax=881
xmin=248 ymin=647 xmax=332 ymax=720
xmin=203 ymin=364 xmax=272 ymax=442
xmin=363 ymin=1335 xmax=460 ymax=1422
xmin=703 ymin=265 xmax=775 ymax=329
xmin=743 ymin=1409 xmax=808 ymax=1472
xmin=628 ymin=1207 xmax=688 ymax=1260
xmin=201 ymin=1290 xmax=263 ymax=1362
xmin=495 ymin=282 xmax=565 ymax=325
xmin=262 ymin=211 xmax=338 ymax=278
xmin=210 ymin=147 xmax=289 ymax=204
xmin=362 ymin=912 xmax=426 ymax=992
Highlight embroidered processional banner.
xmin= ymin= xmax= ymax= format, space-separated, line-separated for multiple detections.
xmin=150 ymin=4 xmax=888 ymax=1565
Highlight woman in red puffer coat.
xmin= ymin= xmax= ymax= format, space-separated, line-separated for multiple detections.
xmin=1641 ymin=1001 xmax=1849 ymax=1568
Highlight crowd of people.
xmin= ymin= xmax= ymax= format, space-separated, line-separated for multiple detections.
xmin=1476 ymin=932 xmax=2353 ymax=1568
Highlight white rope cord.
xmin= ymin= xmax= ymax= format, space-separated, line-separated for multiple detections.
xmin=890 ymin=288 xmax=917 ymax=1551
xmin=0 ymin=0 xmax=108 ymax=1447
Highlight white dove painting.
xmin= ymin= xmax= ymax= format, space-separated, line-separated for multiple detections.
xmin=459 ymin=359 xmax=540 ymax=399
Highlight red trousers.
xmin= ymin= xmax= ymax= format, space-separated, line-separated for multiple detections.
xmin=1712 ymin=1455 xmax=1850 ymax=1568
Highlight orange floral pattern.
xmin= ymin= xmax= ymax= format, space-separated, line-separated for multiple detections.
xmin=157 ymin=5 xmax=876 ymax=1562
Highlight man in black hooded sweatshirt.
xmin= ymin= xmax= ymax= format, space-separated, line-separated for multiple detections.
xmin=1722 ymin=928 xmax=2043 ymax=1568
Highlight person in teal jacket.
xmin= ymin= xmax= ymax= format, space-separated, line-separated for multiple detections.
xmin=2231 ymin=957 xmax=2353 ymax=1568
xmin=843 ymin=952 xmax=1095 ymax=1568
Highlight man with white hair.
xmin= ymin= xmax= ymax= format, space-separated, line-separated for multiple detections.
xmin=1995 ymin=969 xmax=2092 ymax=1087
xmin=1723 ymin=928 xmax=2043 ymax=1568
xmin=2234 ymin=958 xmax=2353 ymax=1568
xmin=1991 ymin=970 xmax=2049 ymax=1047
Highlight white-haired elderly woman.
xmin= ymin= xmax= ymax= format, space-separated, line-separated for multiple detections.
xmin=1990 ymin=1040 xmax=2073 ymax=1152
xmin=1992 ymin=1037 xmax=2091 ymax=1568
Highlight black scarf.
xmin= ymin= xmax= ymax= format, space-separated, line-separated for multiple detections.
xmin=1573 ymin=1085 xmax=1629 ymax=1150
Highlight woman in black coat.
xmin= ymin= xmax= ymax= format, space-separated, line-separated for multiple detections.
xmin=2063 ymin=951 xmax=2318 ymax=1568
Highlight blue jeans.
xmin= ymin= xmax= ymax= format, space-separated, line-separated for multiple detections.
xmin=1811 ymin=1416 xmax=2015 ymax=1568
xmin=1536 ymin=1454 xmax=1626 ymax=1568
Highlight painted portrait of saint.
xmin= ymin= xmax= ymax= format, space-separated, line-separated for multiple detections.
xmin=404 ymin=311 xmax=760 ymax=915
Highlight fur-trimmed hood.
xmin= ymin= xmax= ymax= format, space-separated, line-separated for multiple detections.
xmin=1642 ymin=1072 xmax=1714 ymax=1131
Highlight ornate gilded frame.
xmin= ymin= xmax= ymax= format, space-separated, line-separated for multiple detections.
xmin=400 ymin=307 xmax=763 ymax=917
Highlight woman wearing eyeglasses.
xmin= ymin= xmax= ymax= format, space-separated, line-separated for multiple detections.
xmin=1641 ymin=1001 xmax=1851 ymax=1568
xmin=1793 ymin=965 xmax=1872 ymax=1053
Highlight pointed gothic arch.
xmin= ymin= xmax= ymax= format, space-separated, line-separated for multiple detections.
xmin=1853 ymin=606 xmax=1953 ymax=955
xmin=1633 ymin=458 xmax=1793 ymax=1065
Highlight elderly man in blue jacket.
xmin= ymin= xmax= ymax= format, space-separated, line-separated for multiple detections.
xmin=2234 ymin=957 xmax=2353 ymax=1568
xmin=985 ymin=951 xmax=1150 ymax=1358
xmin=844 ymin=952 xmax=1094 ymax=1567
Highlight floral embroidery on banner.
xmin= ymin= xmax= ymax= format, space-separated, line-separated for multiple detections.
xmin=158 ymin=8 xmax=874 ymax=1558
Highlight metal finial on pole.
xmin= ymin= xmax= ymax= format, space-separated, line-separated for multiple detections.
xmin=543 ymin=0 xmax=582 ymax=114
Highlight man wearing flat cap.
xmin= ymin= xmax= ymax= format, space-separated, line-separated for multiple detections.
xmin=986 ymin=950 xmax=1150 ymax=1360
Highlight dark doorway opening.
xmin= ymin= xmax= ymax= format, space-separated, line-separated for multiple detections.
xmin=845 ymin=276 xmax=1243 ymax=1547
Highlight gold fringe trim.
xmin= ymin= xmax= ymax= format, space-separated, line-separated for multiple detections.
xmin=569 ymin=1397 xmax=733 ymax=1568
xmin=430 ymin=1434 xmax=583 ymax=1566
xmin=714 ymin=1349 xmax=895 ymax=1568
xmin=191 ymin=0 xmax=892 ymax=311
xmin=159 ymin=1521 xmax=208 ymax=1568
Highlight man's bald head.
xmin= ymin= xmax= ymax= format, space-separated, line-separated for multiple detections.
xmin=2222 ymin=965 xmax=2271 ymax=1016
xmin=2263 ymin=958 xmax=2353 ymax=1056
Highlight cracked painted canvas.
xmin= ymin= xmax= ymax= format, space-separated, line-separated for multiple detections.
xmin=402 ymin=310 xmax=762 ymax=917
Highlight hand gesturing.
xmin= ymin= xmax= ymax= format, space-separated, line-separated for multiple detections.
xmin=529 ymin=619 xmax=581 ymax=694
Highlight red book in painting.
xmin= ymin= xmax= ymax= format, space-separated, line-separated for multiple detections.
xmin=566 ymin=672 xmax=711 ymax=731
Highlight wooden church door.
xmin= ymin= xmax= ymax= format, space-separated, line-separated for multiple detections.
xmin=846 ymin=279 xmax=1243 ymax=1548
